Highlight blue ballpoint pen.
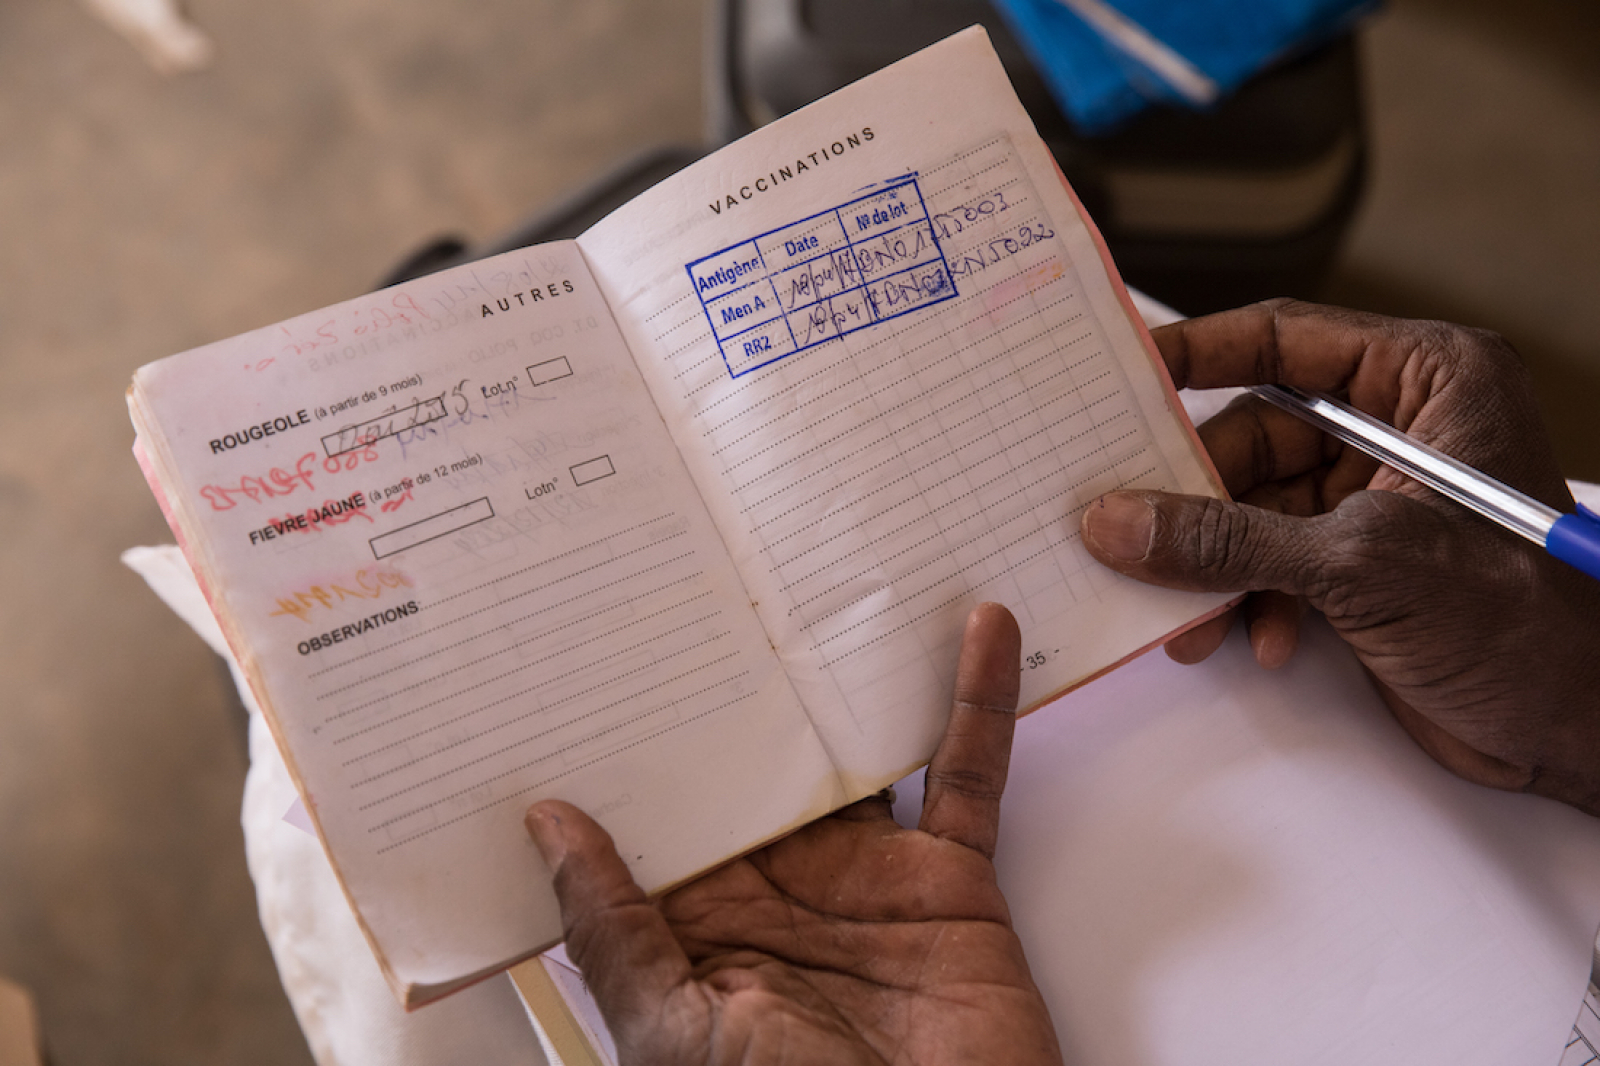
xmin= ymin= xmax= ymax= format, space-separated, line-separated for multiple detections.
xmin=1247 ymin=384 xmax=1600 ymax=582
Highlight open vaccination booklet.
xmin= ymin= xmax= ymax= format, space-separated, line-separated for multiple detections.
xmin=129 ymin=27 xmax=1232 ymax=1007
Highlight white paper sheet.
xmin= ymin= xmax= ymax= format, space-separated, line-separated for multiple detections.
xmin=894 ymin=617 xmax=1600 ymax=1064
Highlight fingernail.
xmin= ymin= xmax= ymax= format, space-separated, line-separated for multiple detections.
xmin=525 ymin=805 xmax=568 ymax=869
xmin=1084 ymin=493 xmax=1154 ymax=562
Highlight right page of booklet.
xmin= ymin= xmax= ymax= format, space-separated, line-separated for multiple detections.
xmin=579 ymin=28 xmax=1233 ymax=791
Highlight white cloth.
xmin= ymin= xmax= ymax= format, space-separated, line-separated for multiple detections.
xmin=123 ymin=544 xmax=547 ymax=1066
xmin=242 ymin=710 xmax=548 ymax=1066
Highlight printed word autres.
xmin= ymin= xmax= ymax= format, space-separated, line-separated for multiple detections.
xmin=481 ymin=279 xmax=576 ymax=317
xmin=248 ymin=493 xmax=370 ymax=545
xmin=268 ymin=566 xmax=414 ymax=625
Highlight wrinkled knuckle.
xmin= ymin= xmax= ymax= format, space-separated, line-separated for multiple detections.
xmin=1310 ymin=495 xmax=1414 ymax=617
xmin=1460 ymin=323 xmax=1519 ymax=364
xmin=926 ymin=765 xmax=1004 ymax=804
xmin=1409 ymin=316 xmax=1463 ymax=349
xmin=1257 ymin=301 xmax=1294 ymax=382
xmin=1449 ymin=326 xmax=1522 ymax=381
xmin=1239 ymin=402 xmax=1280 ymax=489
xmin=565 ymin=898 xmax=654 ymax=960
xmin=1182 ymin=499 xmax=1261 ymax=583
xmin=952 ymin=697 xmax=1017 ymax=718
xmin=1410 ymin=320 xmax=1522 ymax=390
xmin=1306 ymin=550 xmax=1366 ymax=618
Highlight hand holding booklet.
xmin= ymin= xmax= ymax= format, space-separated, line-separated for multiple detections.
xmin=128 ymin=28 xmax=1231 ymax=1007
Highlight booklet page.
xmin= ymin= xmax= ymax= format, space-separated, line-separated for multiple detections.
xmin=130 ymin=242 xmax=837 ymax=996
xmin=580 ymin=30 xmax=1231 ymax=789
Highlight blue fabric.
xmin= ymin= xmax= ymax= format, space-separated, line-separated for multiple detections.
xmin=988 ymin=0 xmax=1377 ymax=133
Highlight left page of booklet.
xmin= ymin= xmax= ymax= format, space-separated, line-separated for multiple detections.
xmin=128 ymin=242 xmax=841 ymax=1003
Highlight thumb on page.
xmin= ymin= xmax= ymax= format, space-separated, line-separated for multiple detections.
xmin=1080 ymin=490 xmax=1345 ymax=602
xmin=526 ymin=801 xmax=692 ymax=1037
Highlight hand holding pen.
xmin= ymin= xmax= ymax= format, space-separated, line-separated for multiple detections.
xmin=1080 ymin=300 xmax=1600 ymax=814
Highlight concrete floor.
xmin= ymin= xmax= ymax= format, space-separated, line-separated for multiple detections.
xmin=0 ymin=0 xmax=1594 ymax=1063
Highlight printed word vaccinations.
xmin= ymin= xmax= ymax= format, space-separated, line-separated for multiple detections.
xmin=709 ymin=129 xmax=875 ymax=215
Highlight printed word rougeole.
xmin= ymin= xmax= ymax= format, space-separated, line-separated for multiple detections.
xmin=210 ymin=409 xmax=311 ymax=454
